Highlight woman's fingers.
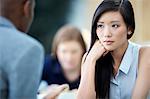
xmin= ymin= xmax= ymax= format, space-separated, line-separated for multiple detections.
xmin=81 ymin=52 xmax=88 ymax=65
xmin=44 ymin=84 xmax=69 ymax=99
xmin=56 ymin=84 xmax=69 ymax=93
xmin=97 ymin=40 xmax=109 ymax=56
xmin=87 ymin=40 xmax=106 ymax=61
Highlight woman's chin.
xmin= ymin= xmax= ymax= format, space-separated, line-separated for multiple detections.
xmin=104 ymin=46 xmax=114 ymax=51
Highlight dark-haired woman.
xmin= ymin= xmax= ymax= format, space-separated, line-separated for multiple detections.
xmin=77 ymin=0 xmax=150 ymax=99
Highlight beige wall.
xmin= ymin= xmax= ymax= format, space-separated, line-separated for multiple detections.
xmin=131 ymin=0 xmax=150 ymax=42
xmin=84 ymin=0 xmax=150 ymax=43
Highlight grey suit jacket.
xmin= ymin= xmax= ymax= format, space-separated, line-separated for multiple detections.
xmin=0 ymin=16 xmax=44 ymax=99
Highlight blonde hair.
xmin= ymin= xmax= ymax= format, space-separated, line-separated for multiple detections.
xmin=51 ymin=25 xmax=86 ymax=58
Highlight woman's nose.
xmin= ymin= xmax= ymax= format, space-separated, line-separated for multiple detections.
xmin=103 ymin=27 xmax=112 ymax=37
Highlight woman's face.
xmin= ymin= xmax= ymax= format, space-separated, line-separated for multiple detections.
xmin=96 ymin=11 xmax=129 ymax=51
xmin=56 ymin=40 xmax=84 ymax=72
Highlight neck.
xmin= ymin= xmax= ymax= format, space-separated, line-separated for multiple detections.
xmin=111 ymin=41 xmax=129 ymax=75
xmin=63 ymin=67 xmax=81 ymax=83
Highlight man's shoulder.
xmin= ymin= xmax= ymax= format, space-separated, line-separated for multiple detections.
xmin=0 ymin=27 xmax=43 ymax=50
xmin=0 ymin=28 xmax=44 ymax=70
xmin=0 ymin=27 xmax=44 ymax=62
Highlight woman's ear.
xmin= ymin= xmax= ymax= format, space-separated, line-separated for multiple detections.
xmin=127 ymin=27 xmax=134 ymax=39
xmin=127 ymin=27 xmax=133 ymax=35
xmin=128 ymin=31 xmax=132 ymax=35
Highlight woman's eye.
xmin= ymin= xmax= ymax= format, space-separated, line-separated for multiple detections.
xmin=112 ymin=24 xmax=119 ymax=28
xmin=97 ymin=24 xmax=104 ymax=28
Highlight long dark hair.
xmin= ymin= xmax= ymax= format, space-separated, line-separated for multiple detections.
xmin=88 ymin=0 xmax=135 ymax=98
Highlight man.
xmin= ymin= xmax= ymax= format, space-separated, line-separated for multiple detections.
xmin=0 ymin=0 xmax=44 ymax=99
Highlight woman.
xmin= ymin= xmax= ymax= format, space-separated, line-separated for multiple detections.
xmin=41 ymin=25 xmax=86 ymax=92
xmin=77 ymin=0 xmax=150 ymax=99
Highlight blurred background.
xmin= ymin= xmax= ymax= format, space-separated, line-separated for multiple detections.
xmin=28 ymin=0 xmax=150 ymax=54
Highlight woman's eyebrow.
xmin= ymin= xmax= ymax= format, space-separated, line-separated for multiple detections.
xmin=111 ymin=21 xmax=120 ymax=23
xmin=97 ymin=21 xmax=104 ymax=24
xmin=97 ymin=21 xmax=120 ymax=24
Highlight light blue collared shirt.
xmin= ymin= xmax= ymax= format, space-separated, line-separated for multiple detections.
xmin=0 ymin=16 xmax=44 ymax=99
xmin=109 ymin=41 xmax=150 ymax=99
xmin=110 ymin=42 xmax=138 ymax=99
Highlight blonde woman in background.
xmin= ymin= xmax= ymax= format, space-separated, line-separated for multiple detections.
xmin=40 ymin=25 xmax=86 ymax=99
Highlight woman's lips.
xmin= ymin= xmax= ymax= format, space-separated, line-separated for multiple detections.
xmin=103 ymin=41 xmax=114 ymax=45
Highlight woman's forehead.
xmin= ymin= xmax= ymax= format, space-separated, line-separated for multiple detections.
xmin=97 ymin=11 xmax=124 ymax=23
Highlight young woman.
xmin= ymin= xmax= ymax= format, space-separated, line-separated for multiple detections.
xmin=77 ymin=0 xmax=150 ymax=99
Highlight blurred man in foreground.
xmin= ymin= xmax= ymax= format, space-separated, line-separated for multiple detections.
xmin=0 ymin=0 xmax=44 ymax=99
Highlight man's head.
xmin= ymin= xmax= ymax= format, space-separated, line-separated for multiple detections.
xmin=0 ymin=0 xmax=35 ymax=32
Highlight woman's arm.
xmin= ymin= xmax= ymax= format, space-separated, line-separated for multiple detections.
xmin=77 ymin=40 xmax=106 ymax=99
xmin=132 ymin=46 xmax=150 ymax=99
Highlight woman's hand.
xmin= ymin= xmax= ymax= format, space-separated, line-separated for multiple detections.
xmin=41 ymin=84 xmax=69 ymax=99
xmin=77 ymin=40 xmax=108 ymax=99
xmin=86 ymin=40 xmax=107 ymax=62
xmin=81 ymin=40 xmax=108 ymax=74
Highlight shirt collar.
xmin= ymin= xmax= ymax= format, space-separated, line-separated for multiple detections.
xmin=0 ymin=16 xmax=16 ymax=29
xmin=119 ymin=41 xmax=133 ymax=75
